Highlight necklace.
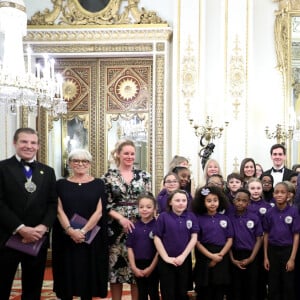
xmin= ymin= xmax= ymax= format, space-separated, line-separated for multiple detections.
xmin=68 ymin=175 xmax=93 ymax=186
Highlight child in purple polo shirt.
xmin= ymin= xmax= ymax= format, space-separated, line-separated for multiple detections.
xmin=153 ymin=189 xmax=198 ymax=300
xmin=247 ymin=178 xmax=272 ymax=219
xmin=192 ymin=186 xmax=233 ymax=300
xmin=157 ymin=172 xmax=180 ymax=214
xmin=228 ymin=188 xmax=263 ymax=300
xmin=126 ymin=194 xmax=160 ymax=300
xmin=226 ymin=172 xmax=243 ymax=203
xmin=263 ymin=182 xmax=300 ymax=300
xmin=247 ymin=177 xmax=271 ymax=300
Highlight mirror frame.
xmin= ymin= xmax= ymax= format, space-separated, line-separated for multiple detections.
xmin=274 ymin=1 xmax=300 ymax=165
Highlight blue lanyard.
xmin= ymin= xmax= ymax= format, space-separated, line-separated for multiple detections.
xmin=23 ymin=167 xmax=33 ymax=179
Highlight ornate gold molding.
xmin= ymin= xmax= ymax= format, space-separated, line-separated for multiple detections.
xmin=181 ymin=37 xmax=197 ymax=121
xmin=25 ymin=27 xmax=172 ymax=44
xmin=229 ymin=36 xmax=245 ymax=120
xmin=275 ymin=0 xmax=300 ymax=11
xmin=28 ymin=0 xmax=167 ymax=26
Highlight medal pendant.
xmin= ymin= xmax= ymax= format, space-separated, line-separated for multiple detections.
xmin=25 ymin=180 xmax=36 ymax=193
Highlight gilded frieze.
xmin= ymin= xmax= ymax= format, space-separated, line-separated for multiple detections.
xmin=25 ymin=28 xmax=172 ymax=44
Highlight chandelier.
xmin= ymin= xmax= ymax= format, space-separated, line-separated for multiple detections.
xmin=0 ymin=0 xmax=67 ymax=117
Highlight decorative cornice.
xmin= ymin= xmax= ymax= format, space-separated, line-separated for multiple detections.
xmin=24 ymin=27 xmax=173 ymax=44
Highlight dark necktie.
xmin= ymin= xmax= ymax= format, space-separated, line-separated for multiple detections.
xmin=272 ymin=167 xmax=283 ymax=173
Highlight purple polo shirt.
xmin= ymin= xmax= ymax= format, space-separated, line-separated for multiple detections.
xmin=248 ymin=199 xmax=272 ymax=220
xmin=263 ymin=204 xmax=300 ymax=246
xmin=153 ymin=210 xmax=199 ymax=257
xmin=126 ymin=218 xmax=157 ymax=260
xmin=197 ymin=213 xmax=234 ymax=246
xmin=156 ymin=189 xmax=169 ymax=213
xmin=229 ymin=210 xmax=263 ymax=251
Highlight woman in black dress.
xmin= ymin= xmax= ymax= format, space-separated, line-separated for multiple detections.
xmin=52 ymin=149 xmax=108 ymax=300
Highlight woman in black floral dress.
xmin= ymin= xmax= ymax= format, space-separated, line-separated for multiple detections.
xmin=102 ymin=139 xmax=152 ymax=300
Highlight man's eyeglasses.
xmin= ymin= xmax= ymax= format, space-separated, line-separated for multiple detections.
xmin=70 ymin=159 xmax=90 ymax=165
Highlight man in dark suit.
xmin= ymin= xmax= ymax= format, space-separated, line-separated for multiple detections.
xmin=262 ymin=143 xmax=293 ymax=186
xmin=0 ymin=128 xmax=57 ymax=300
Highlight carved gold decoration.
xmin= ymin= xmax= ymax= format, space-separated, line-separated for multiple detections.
xmin=229 ymin=36 xmax=245 ymax=120
xmin=28 ymin=0 xmax=167 ymax=26
xmin=275 ymin=0 xmax=300 ymax=10
xmin=25 ymin=28 xmax=171 ymax=44
xmin=116 ymin=76 xmax=139 ymax=101
xmin=106 ymin=65 xmax=150 ymax=112
xmin=181 ymin=37 xmax=197 ymax=121
xmin=233 ymin=157 xmax=239 ymax=172
xmin=153 ymin=55 xmax=164 ymax=193
xmin=37 ymin=108 xmax=49 ymax=163
xmin=274 ymin=9 xmax=289 ymax=78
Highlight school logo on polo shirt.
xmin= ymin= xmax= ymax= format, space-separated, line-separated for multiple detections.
xmin=219 ymin=220 xmax=227 ymax=228
xmin=247 ymin=220 xmax=254 ymax=229
xmin=149 ymin=231 xmax=154 ymax=239
xmin=186 ymin=220 xmax=192 ymax=229
xmin=285 ymin=216 xmax=293 ymax=224
xmin=259 ymin=207 xmax=267 ymax=215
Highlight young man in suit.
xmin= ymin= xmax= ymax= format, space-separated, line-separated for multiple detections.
xmin=0 ymin=127 xmax=57 ymax=300
xmin=262 ymin=143 xmax=293 ymax=186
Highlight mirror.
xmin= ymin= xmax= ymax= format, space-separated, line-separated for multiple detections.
xmin=62 ymin=114 xmax=89 ymax=177
xmin=106 ymin=113 xmax=149 ymax=170
xmin=78 ymin=0 xmax=110 ymax=12
xmin=274 ymin=2 xmax=300 ymax=165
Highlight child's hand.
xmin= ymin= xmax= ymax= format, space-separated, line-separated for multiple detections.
xmin=132 ymin=267 xmax=144 ymax=278
xmin=210 ymin=253 xmax=223 ymax=263
xmin=286 ymin=258 xmax=295 ymax=272
xmin=174 ymin=254 xmax=185 ymax=266
xmin=165 ymin=256 xmax=177 ymax=266
xmin=141 ymin=267 xmax=151 ymax=277
xmin=240 ymin=258 xmax=252 ymax=267
xmin=231 ymin=259 xmax=246 ymax=270
xmin=264 ymin=257 xmax=270 ymax=271
xmin=208 ymin=260 xmax=217 ymax=268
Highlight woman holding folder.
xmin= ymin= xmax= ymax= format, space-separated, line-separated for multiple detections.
xmin=52 ymin=149 xmax=108 ymax=300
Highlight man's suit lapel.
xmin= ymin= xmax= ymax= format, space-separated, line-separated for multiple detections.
xmin=8 ymin=157 xmax=28 ymax=192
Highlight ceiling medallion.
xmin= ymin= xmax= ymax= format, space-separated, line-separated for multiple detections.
xmin=115 ymin=75 xmax=140 ymax=102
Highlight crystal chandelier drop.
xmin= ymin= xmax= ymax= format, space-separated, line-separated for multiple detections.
xmin=0 ymin=0 xmax=67 ymax=117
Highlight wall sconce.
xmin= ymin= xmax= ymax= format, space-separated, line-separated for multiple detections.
xmin=265 ymin=124 xmax=294 ymax=145
xmin=191 ymin=116 xmax=229 ymax=146
xmin=190 ymin=116 xmax=229 ymax=169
